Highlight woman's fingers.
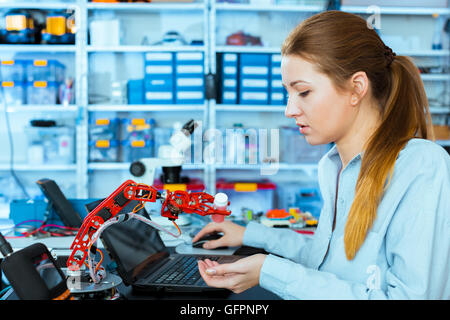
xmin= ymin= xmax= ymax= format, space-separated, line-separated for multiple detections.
xmin=191 ymin=223 xmax=222 ymax=243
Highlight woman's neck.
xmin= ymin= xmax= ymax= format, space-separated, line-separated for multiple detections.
xmin=336 ymin=100 xmax=382 ymax=169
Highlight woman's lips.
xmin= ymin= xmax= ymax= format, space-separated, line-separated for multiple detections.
xmin=297 ymin=124 xmax=310 ymax=134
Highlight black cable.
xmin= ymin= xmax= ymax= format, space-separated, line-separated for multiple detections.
xmin=0 ymin=232 xmax=13 ymax=257
xmin=0 ymin=69 xmax=31 ymax=199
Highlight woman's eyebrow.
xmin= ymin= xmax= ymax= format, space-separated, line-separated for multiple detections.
xmin=282 ymin=80 xmax=310 ymax=89
xmin=290 ymin=80 xmax=310 ymax=87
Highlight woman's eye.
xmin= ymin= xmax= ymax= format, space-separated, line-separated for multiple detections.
xmin=299 ymin=90 xmax=310 ymax=97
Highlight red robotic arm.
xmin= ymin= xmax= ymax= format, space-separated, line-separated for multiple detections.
xmin=67 ymin=180 xmax=231 ymax=271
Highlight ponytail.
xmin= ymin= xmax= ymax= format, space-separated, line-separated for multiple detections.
xmin=344 ymin=55 xmax=433 ymax=260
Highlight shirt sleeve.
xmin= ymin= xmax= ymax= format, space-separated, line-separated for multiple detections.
xmin=259 ymin=144 xmax=450 ymax=300
xmin=243 ymin=221 xmax=313 ymax=265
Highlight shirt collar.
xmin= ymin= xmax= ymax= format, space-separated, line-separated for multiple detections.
xmin=325 ymin=143 xmax=363 ymax=169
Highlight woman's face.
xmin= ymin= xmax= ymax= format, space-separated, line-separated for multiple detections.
xmin=282 ymin=54 xmax=357 ymax=146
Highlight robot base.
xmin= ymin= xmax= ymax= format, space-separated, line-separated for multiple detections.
xmin=65 ymin=269 xmax=123 ymax=300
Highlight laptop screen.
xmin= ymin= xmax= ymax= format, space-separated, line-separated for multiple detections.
xmin=85 ymin=200 xmax=170 ymax=284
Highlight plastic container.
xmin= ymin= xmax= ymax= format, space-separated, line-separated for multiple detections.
xmin=280 ymin=126 xmax=330 ymax=163
xmin=89 ymin=118 xmax=120 ymax=162
xmin=212 ymin=192 xmax=228 ymax=223
xmin=26 ymin=59 xmax=66 ymax=83
xmin=153 ymin=127 xmax=173 ymax=157
xmin=89 ymin=139 xmax=119 ymax=162
xmin=277 ymin=183 xmax=323 ymax=219
xmin=89 ymin=118 xmax=120 ymax=141
xmin=120 ymin=118 xmax=155 ymax=142
xmin=25 ymin=124 xmax=75 ymax=165
xmin=1 ymin=81 xmax=26 ymax=105
xmin=120 ymin=139 xmax=154 ymax=163
xmin=26 ymin=81 xmax=58 ymax=104
xmin=0 ymin=59 xmax=27 ymax=81
xmin=216 ymin=180 xmax=276 ymax=218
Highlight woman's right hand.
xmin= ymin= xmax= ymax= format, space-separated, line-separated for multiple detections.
xmin=191 ymin=221 xmax=246 ymax=249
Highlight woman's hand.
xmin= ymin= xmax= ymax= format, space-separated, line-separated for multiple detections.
xmin=191 ymin=221 xmax=246 ymax=249
xmin=197 ymin=254 xmax=267 ymax=294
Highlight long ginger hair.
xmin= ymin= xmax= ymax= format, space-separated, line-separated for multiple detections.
xmin=282 ymin=11 xmax=434 ymax=260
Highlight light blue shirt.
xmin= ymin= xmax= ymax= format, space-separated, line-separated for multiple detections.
xmin=243 ymin=138 xmax=450 ymax=299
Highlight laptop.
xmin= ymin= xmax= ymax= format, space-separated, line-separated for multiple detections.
xmin=85 ymin=200 xmax=244 ymax=293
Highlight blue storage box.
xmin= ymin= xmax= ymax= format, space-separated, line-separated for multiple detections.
xmin=0 ymin=59 xmax=27 ymax=81
xmin=239 ymin=53 xmax=270 ymax=105
xmin=145 ymin=91 xmax=174 ymax=104
xmin=89 ymin=139 xmax=119 ymax=162
xmin=144 ymin=52 xmax=175 ymax=104
xmin=26 ymin=81 xmax=58 ymax=105
xmin=175 ymin=51 xmax=204 ymax=65
xmin=1 ymin=80 xmax=26 ymax=105
xmin=144 ymin=52 xmax=174 ymax=66
xmin=270 ymin=54 xmax=285 ymax=105
xmin=221 ymin=53 xmax=238 ymax=104
xmin=9 ymin=199 xmax=96 ymax=229
xmin=175 ymin=90 xmax=204 ymax=105
xmin=89 ymin=118 xmax=120 ymax=141
xmin=120 ymin=117 xmax=155 ymax=141
xmin=120 ymin=139 xmax=154 ymax=162
xmin=127 ymin=79 xmax=144 ymax=105
xmin=175 ymin=52 xmax=204 ymax=104
xmin=26 ymin=59 xmax=65 ymax=83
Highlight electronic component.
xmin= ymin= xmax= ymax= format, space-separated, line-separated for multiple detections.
xmin=36 ymin=178 xmax=82 ymax=228
xmin=0 ymin=234 xmax=72 ymax=300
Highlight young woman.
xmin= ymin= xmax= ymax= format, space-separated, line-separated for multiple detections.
xmin=194 ymin=10 xmax=450 ymax=299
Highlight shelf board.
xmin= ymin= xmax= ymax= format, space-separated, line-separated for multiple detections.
xmin=436 ymin=140 xmax=450 ymax=147
xmin=0 ymin=164 xmax=77 ymax=172
xmin=217 ymin=105 xmax=449 ymax=114
xmin=0 ymin=2 xmax=78 ymax=10
xmin=402 ymin=50 xmax=450 ymax=57
xmin=87 ymin=104 xmax=206 ymax=112
xmin=213 ymin=163 xmax=318 ymax=171
xmin=215 ymin=46 xmax=449 ymax=57
xmin=215 ymin=3 xmax=450 ymax=15
xmin=341 ymin=5 xmax=450 ymax=16
xmin=421 ymin=74 xmax=450 ymax=81
xmin=215 ymin=46 xmax=281 ymax=54
xmin=6 ymin=105 xmax=78 ymax=113
xmin=0 ymin=45 xmax=76 ymax=53
xmin=429 ymin=106 xmax=450 ymax=114
xmin=88 ymin=162 xmax=205 ymax=171
xmin=215 ymin=3 xmax=323 ymax=13
xmin=215 ymin=104 xmax=285 ymax=112
xmin=87 ymin=45 xmax=205 ymax=53
xmin=87 ymin=2 xmax=206 ymax=11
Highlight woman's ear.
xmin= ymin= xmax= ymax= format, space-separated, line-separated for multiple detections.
xmin=349 ymin=71 xmax=369 ymax=106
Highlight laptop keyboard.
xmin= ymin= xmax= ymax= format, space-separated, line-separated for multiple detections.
xmin=153 ymin=256 xmax=219 ymax=286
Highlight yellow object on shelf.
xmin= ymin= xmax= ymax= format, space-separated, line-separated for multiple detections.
xmin=163 ymin=184 xmax=187 ymax=192
xmin=95 ymin=140 xmax=110 ymax=148
xmin=234 ymin=183 xmax=257 ymax=192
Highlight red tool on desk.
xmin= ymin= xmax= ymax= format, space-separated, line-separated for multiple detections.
xmin=67 ymin=179 xmax=231 ymax=272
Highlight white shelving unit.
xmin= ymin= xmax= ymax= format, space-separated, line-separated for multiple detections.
xmin=0 ymin=0 xmax=448 ymax=201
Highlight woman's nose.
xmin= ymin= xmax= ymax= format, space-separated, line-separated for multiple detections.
xmin=285 ymin=96 xmax=302 ymax=119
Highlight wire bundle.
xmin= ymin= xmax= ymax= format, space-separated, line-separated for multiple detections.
xmin=86 ymin=211 xmax=181 ymax=284
xmin=3 ymin=219 xmax=78 ymax=239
